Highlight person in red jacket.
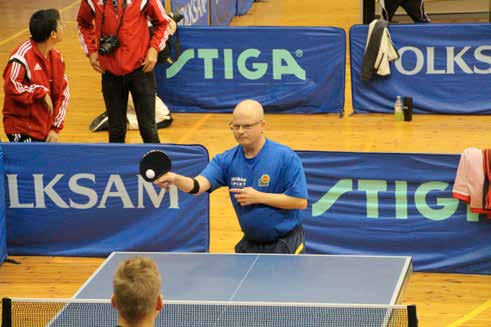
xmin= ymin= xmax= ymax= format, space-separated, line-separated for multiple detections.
xmin=2 ymin=9 xmax=69 ymax=143
xmin=77 ymin=0 xmax=175 ymax=144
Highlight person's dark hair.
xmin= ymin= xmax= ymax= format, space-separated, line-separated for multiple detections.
xmin=29 ymin=9 xmax=60 ymax=43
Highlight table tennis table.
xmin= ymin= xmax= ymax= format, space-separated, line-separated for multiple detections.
xmin=4 ymin=252 xmax=415 ymax=326
xmin=77 ymin=252 xmax=412 ymax=304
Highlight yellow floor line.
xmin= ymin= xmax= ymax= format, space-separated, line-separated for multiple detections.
xmin=176 ymin=114 xmax=212 ymax=144
xmin=0 ymin=0 xmax=80 ymax=47
xmin=446 ymin=299 xmax=491 ymax=327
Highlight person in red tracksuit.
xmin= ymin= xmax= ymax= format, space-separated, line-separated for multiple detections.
xmin=77 ymin=0 xmax=176 ymax=144
xmin=2 ymin=9 xmax=69 ymax=143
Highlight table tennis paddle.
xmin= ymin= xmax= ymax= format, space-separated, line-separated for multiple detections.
xmin=139 ymin=150 xmax=172 ymax=182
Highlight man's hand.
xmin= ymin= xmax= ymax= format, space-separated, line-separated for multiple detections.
xmin=143 ymin=47 xmax=158 ymax=72
xmin=46 ymin=130 xmax=59 ymax=143
xmin=154 ymin=172 xmax=177 ymax=190
xmin=167 ymin=19 xmax=177 ymax=36
xmin=229 ymin=187 xmax=263 ymax=206
xmin=43 ymin=93 xmax=53 ymax=116
xmin=89 ymin=52 xmax=104 ymax=73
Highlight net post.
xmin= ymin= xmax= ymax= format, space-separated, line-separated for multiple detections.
xmin=2 ymin=297 xmax=12 ymax=327
xmin=407 ymin=304 xmax=418 ymax=327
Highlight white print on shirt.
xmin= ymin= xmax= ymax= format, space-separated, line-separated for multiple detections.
xmin=231 ymin=177 xmax=246 ymax=188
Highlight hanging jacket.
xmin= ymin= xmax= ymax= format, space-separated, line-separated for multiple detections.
xmin=361 ymin=19 xmax=399 ymax=81
xmin=452 ymin=147 xmax=491 ymax=216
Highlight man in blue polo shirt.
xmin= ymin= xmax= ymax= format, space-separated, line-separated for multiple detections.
xmin=155 ymin=99 xmax=308 ymax=254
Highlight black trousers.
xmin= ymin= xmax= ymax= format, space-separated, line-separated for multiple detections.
xmin=381 ymin=0 xmax=430 ymax=23
xmin=235 ymin=225 xmax=306 ymax=254
xmin=101 ymin=68 xmax=160 ymax=143
xmin=7 ymin=134 xmax=44 ymax=142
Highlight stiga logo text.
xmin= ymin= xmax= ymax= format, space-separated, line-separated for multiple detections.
xmin=312 ymin=179 xmax=479 ymax=222
xmin=166 ymin=48 xmax=307 ymax=80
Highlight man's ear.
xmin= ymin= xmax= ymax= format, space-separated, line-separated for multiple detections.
xmin=156 ymin=294 xmax=164 ymax=311
xmin=111 ymin=295 xmax=117 ymax=309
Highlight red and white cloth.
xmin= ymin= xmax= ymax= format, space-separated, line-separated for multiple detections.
xmin=452 ymin=148 xmax=491 ymax=217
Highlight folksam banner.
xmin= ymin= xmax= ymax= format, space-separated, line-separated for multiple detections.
xmin=298 ymin=151 xmax=491 ymax=274
xmin=0 ymin=148 xmax=6 ymax=265
xmin=3 ymin=143 xmax=210 ymax=257
xmin=155 ymin=27 xmax=346 ymax=113
xmin=171 ymin=0 xmax=209 ymax=26
xmin=350 ymin=24 xmax=491 ymax=114
xmin=237 ymin=0 xmax=254 ymax=15
xmin=210 ymin=0 xmax=236 ymax=26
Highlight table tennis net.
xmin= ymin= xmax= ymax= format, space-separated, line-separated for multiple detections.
xmin=2 ymin=297 xmax=418 ymax=327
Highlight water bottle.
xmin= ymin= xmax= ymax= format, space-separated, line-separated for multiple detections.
xmin=394 ymin=96 xmax=403 ymax=121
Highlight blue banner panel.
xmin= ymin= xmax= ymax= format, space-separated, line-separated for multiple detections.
xmin=155 ymin=27 xmax=346 ymax=113
xmin=0 ymin=148 xmax=6 ymax=265
xmin=298 ymin=151 xmax=491 ymax=274
xmin=171 ymin=0 xmax=209 ymax=26
xmin=350 ymin=24 xmax=491 ymax=114
xmin=236 ymin=0 xmax=254 ymax=15
xmin=3 ymin=143 xmax=209 ymax=257
xmin=210 ymin=0 xmax=236 ymax=26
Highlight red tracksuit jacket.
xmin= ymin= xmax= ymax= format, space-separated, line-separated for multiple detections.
xmin=77 ymin=0 xmax=170 ymax=76
xmin=2 ymin=39 xmax=69 ymax=140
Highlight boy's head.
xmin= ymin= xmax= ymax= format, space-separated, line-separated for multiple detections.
xmin=112 ymin=256 xmax=163 ymax=325
xmin=29 ymin=9 xmax=62 ymax=43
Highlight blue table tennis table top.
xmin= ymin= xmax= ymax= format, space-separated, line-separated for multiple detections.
xmin=75 ymin=252 xmax=412 ymax=305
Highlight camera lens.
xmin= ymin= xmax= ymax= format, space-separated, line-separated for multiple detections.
xmin=98 ymin=35 xmax=119 ymax=55
xmin=171 ymin=12 xmax=184 ymax=23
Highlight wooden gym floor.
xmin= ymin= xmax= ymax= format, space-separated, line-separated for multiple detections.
xmin=0 ymin=0 xmax=490 ymax=326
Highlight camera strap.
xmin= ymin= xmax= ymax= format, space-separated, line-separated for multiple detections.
xmin=173 ymin=26 xmax=181 ymax=62
xmin=99 ymin=0 xmax=127 ymax=41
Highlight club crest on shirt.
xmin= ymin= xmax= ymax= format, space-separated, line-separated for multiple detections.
xmin=258 ymin=174 xmax=270 ymax=187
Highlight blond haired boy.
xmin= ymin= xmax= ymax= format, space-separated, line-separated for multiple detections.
xmin=112 ymin=256 xmax=163 ymax=327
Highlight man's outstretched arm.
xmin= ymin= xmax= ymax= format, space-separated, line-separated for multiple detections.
xmin=155 ymin=172 xmax=211 ymax=195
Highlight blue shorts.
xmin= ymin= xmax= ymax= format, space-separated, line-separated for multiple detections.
xmin=235 ymin=225 xmax=305 ymax=254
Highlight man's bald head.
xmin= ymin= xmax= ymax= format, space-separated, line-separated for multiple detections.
xmin=233 ymin=99 xmax=264 ymax=122
xmin=230 ymin=100 xmax=266 ymax=150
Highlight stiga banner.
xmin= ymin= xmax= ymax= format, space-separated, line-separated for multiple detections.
xmin=171 ymin=0 xmax=209 ymax=26
xmin=237 ymin=0 xmax=254 ymax=15
xmin=210 ymin=0 xmax=236 ymax=26
xmin=299 ymin=151 xmax=491 ymax=275
xmin=3 ymin=143 xmax=210 ymax=257
xmin=0 ymin=148 xmax=6 ymax=265
xmin=350 ymin=24 xmax=491 ymax=114
xmin=155 ymin=27 xmax=346 ymax=113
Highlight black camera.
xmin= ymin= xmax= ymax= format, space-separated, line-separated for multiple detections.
xmin=170 ymin=12 xmax=184 ymax=23
xmin=98 ymin=35 xmax=120 ymax=55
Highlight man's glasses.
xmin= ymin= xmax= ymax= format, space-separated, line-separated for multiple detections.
xmin=229 ymin=120 xmax=263 ymax=131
